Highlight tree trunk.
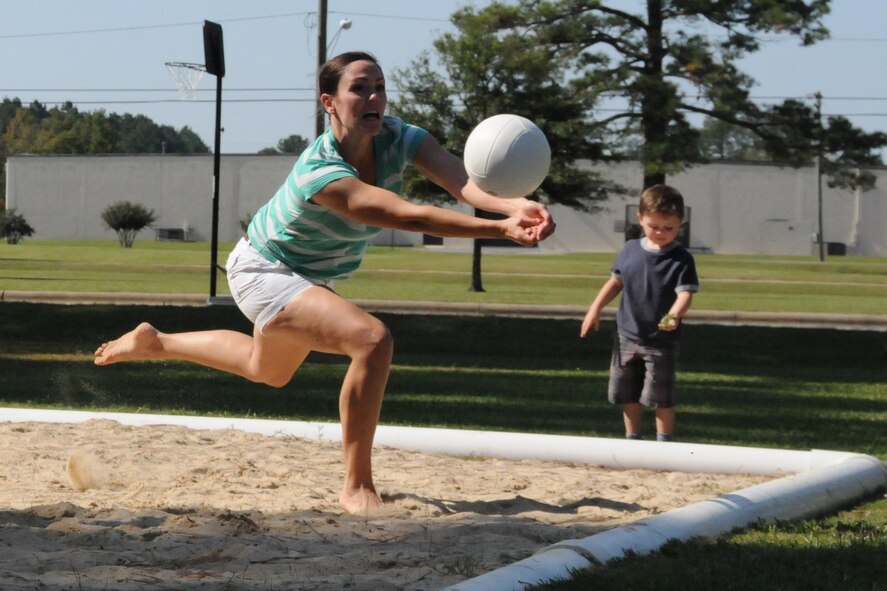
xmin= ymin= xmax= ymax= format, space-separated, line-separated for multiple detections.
xmin=643 ymin=170 xmax=666 ymax=189
xmin=470 ymin=237 xmax=485 ymax=292
xmin=642 ymin=0 xmax=668 ymax=191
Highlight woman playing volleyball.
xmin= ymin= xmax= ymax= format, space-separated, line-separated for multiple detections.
xmin=95 ymin=51 xmax=555 ymax=515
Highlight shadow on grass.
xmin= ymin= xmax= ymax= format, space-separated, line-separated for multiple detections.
xmin=2 ymin=302 xmax=885 ymax=455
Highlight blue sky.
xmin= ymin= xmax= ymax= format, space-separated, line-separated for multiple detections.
xmin=2 ymin=0 xmax=885 ymax=155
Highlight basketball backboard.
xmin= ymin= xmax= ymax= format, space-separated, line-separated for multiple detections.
xmin=203 ymin=20 xmax=225 ymax=78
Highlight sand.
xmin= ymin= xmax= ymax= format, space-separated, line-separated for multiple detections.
xmin=0 ymin=419 xmax=770 ymax=590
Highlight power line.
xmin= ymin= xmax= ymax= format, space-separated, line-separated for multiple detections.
xmin=0 ymin=21 xmax=198 ymax=39
xmin=17 ymin=97 xmax=885 ymax=119
xmin=752 ymin=96 xmax=887 ymax=102
xmin=29 ymin=99 xmax=319 ymax=105
xmin=328 ymin=10 xmax=448 ymax=23
xmin=0 ymin=10 xmax=447 ymax=40
xmin=1 ymin=88 xmax=316 ymax=93
xmin=4 ymin=88 xmax=887 ymax=102
xmin=0 ymin=12 xmax=312 ymax=39
xmin=1 ymin=10 xmax=882 ymax=42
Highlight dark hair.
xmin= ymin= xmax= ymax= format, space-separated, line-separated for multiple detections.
xmin=318 ymin=51 xmax=380 ymax=96
xmin=639 ymin=184 xmax=685 ymax=219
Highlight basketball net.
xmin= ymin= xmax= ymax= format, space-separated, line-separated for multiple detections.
xmin=165 ymin=62 xmax=207 ymax=100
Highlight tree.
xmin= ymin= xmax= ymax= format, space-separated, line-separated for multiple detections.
xmin=102 ymin=114 xmax=209 ymax=154
xmin=1 ymin=100 xmax=211 ymax=157
xmin=175 ymin=126 xmax=209 ymax=154
xmin=0 ymin=99 xmax=210 ymax=202
xmin=101 ymin=201 xmax=156 ymax=248
xmin=0 ymin=209 xmax=35 ymax=244
xmin=756 ymin=96 xmax=885 ymax=190
xmin=27 ymin=100 xmax=48 ymax=120
xmin=697 ymin=117 xmax=768 ymax=162
xmin=479 ymin=0 xmax=884 ymax=191
xmin=391 ymin=7 xmax=623 ymax=291
xmin=1 ymin=109 xmax=41 ymax=154
xmin=0 ymin=98 xmax=23 ymax=133
xmin=258 ymin=134 xmax=310 ymax=155
xmin=0 ymin=98 xmax=23 ymax=204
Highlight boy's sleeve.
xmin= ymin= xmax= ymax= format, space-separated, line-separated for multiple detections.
xmin=611 ymin=244 xmax=629 ymax=278
xmin=676 ymin=254 xmax=700 ymax=293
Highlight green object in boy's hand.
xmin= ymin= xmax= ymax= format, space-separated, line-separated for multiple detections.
xmin=658 ymin=314 xmax=678 ymax=331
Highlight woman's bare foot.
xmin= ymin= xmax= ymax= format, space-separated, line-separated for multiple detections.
xmin=339 ymin=485 xmax=384 ymax=515
xmin=94 ymin=322 xmax=163 ymax=366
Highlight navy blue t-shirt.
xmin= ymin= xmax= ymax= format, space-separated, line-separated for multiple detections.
xmin=612 ymin=238 xmax=699 ymax=347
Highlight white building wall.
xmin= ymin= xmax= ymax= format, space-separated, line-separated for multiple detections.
xmin=5 ymin=154 xmax=886 ymax=256
xmin=857 ymin=183 xmax=887 ymax=256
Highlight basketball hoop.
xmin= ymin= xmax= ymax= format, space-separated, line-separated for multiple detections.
xmin=165 ymin=61 xmax=207 ymax=100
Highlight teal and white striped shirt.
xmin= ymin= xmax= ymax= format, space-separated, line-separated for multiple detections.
xmin=247 ymin=116 xmax=428 ymax=281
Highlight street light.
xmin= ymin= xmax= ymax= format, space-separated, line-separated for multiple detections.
xmin=328 ymin=19 xmax=352 ymax=55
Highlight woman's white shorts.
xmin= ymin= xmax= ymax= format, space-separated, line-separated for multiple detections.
xmin=226 ymin=238 xmax=330 ymax=333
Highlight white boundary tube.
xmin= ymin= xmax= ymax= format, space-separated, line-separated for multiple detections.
xmin=446 ymin=455 xmax=887 ymax=590
xmin=3 ymin=408 xmax=886 ymax=591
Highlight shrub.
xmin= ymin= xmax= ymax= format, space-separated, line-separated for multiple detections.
xmin=101 ymin=201 xmax=156 ymax=248
xmin=0 ymin=209 xmax=35 ymax=244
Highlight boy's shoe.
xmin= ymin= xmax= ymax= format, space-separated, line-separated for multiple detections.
xmin=656 ymin=433 xmax=674 ymax=442
xmin=626 ymin=433 xmax=643 ymax=440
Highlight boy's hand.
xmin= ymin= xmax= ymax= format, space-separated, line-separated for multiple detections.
xmin=658 ymin=314 xmax=679 ymax=331
xmin=580 ymin=309 xmax=600 ymax=338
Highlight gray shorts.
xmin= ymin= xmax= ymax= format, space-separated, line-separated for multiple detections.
xmin=226 ymin=238 xmax=331 ymax=333
xmin=607 ymin=334 xmax=677 ymax=409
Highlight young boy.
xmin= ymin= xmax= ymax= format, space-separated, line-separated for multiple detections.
xmin=581 ymin=184 xmax=699 ymax=441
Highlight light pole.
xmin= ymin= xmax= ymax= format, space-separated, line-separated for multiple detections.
xmin=814 ymin=92 xmax=824 ymax=262
xmin=328 ymin=18 xmax=352 ymax=54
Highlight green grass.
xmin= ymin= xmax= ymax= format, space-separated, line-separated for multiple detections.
xmin=534 ymin=498 xmax=887 ymax=590
xmin=0 ymin=240 xmax=222 ymax=294
xmin=3 ymin=303 xmax=883 ymax=454
xmin=1 ymin=240 xmax=886 ymax=590
xmin=2 ymin=240 xmax=887 ymax=314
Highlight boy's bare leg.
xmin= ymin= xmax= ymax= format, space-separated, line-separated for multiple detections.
xmin=655 ymin=407 xmax=675 ymax=436
xmin=622 ymin=402 xmax=644 ymax=437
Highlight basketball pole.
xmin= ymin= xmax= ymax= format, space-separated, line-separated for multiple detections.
xmin=209 ymin=69 xmax=223 ymax=299
xmin=203 ymin=21 xmax=226 ymax=303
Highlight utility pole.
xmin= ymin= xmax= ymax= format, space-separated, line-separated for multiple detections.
xmin=315 ymin=0 xmax=328 ymax=139
xmin=815 ymin=92 xmax=824 ymax=262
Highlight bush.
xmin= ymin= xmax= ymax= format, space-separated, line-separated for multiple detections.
xmin=101 ymin=201 xmax=156 ymax=248
xmin=0 ymin=209 xmax=35 ymax=244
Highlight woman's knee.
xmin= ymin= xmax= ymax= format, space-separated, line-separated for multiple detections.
xmin=246 ymin=340 xmax=305 ymax=388
xmin=350 ymin=318 xmax=393 ymax=361
xmin=258 ymin=370 xmax=295 ymax=389
xmin=242 ymin=361 xmax=295 ymax=388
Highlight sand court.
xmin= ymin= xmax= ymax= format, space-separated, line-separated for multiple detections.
xmin=0 ymin=418 xmax=770 ymax=590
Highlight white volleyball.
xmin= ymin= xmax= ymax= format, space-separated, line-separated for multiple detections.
xmin=463 ymin=114 xmax=551 ymax=198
